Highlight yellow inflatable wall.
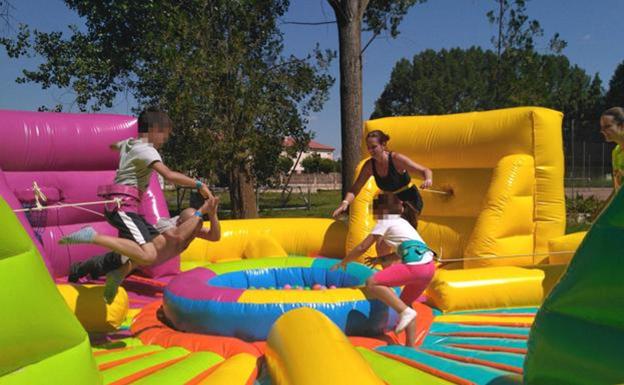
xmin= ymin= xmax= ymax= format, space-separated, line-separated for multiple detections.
xmin=348 ymin=107 xmax=565 ymax=268
xmin=182 ymin=218 xmax=346 ymax=264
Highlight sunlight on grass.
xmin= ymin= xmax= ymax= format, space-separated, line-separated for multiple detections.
xmin=165 ymin=189 xmax=342 ymax=219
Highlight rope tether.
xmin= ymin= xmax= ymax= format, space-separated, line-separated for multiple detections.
xmin=12 ymin=181 xmax=122 ymax=218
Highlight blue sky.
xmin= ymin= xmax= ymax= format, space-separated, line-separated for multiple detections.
xmin=1 ymin=0 xmax=623 ymax=156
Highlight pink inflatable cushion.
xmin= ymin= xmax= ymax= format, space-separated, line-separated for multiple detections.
xmin=14 ymin=186 xmax=63 ymax=204
xmin=0 ymin=109 xmax=180 ymax=278
xmin=0 ymin=109 xmax=136 ymax=171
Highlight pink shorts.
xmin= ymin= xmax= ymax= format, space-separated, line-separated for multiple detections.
xmin=371 ymin=261 xmax=435 ymax=305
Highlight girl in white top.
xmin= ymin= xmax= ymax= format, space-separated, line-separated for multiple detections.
xmin=333 ymin=193 xmax=436 ymax=346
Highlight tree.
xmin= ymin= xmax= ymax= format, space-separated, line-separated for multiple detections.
xmin=325 ymin=0 xmax=426 ymax=197
xmin=319 ymin=158 xmax=336 ymax=174
xmin=486 ymin=0 xmax=567 ymax=107
xmin=302 ymin=154 xmax=335 ymax=174
xmin=372 ymin=47 xmax=602 ymax=125
xmin=372 ymin=47 xmax=497 ymax=117
xmin=301 ymin=153 xmax=323 ymax=174
xmin=606 ymin=60 xmax=624 ymax=109
xmin=0 ymin=1 xmax=9 ymax=24
xmin=1 ymin=1 xmax=334 ymax=218
xmin=372 ymin=0 xmax=600 ymax=121
xmin=334 ymin=158 xmax=342 ymax=173
xmin=277 ymin=156 xmax=295 ymax=176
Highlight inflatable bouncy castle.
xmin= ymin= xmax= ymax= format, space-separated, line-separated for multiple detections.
xmin=1 ymin=107 xmax=622 ymax=385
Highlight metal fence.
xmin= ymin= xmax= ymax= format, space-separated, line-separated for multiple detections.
xmin=564 ymin=141 xmax=614 ymax=187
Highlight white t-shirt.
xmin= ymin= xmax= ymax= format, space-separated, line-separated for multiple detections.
xmin=370 ymin=215 xmax=433 ymax=265
xmin=155 ymin=216 xmax=179 ymax=234
xmin=114 ymin=138 xmax=162 ymax=191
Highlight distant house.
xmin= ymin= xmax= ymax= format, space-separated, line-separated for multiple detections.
xmin=282 ymin=136 xmax=335 ymax=174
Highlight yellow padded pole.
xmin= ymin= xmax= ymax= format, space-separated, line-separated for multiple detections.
xmin=265 ymin=308 xmax=383 ymax=385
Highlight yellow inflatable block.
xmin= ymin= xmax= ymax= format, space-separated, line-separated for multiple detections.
xmin=463 ymin=154 xmax=535 ymax=267
xmin=239 ymin=287 xmax=366 ymax=304
xmin=349 ymin=107 xmax=565 ymax=267
xmin=196 ymin=353 xmax=257 ymax=385
xmin=426 ymin=266 xmax=544 ymax=312
xmin=434 ymin=314 xmax=534 ymax=325
xmin=183 ymin=218 xmax=346 ymax=263
xmin=548 ymin=231 xmax=586 ymax=264
xmin=266 ymin=308 xmax=384 ymax=385
xmin=56 ymin=284 xmax=128 ymax=332
xmin=243 ymin=235 xmax=288 ymax=259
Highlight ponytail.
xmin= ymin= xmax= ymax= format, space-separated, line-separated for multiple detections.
xmin=401 ymin=201 xmax=420 ymax=229
xmin=602 ymin=107 xmax=624 ymax=125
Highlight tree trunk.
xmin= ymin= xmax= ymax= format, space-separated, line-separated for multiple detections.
xmin=334 ymin=0 xmax=365 ymax=197
xmin=229 ymin=163 xmax=258 ymax=219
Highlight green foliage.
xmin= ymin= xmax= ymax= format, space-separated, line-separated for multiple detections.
xmin=566 ymin=194 xmax=605 ymax=214
xmin=167 ymin=189 xmax=341 ymax=219
xmin=363 ymin=0 xmax=427 ymax=38
xmin=486 ymin=0 xmax=565 ymax=55
xmin=565 ymin=193 xmax=607 ymax=233
xmin=371 ymin=0 xmax=602 ymax=130
xmin=372 ymin=47 xmax=497 ymax=116
xmin=0 ymin=1 xmax=10 ymax=31
xmin=300 ymin=153 xmax=336 ymax=174
xmin=1 ymin=0 xmax=335 ymax=217
xmin=277 ymin=156 xmax=294 ymax=175
xmin=371 ymin=47 xmax=601 ymax=121
xmin=605 ymin=60 xmax=624 ymax=108
xmin=301 ymin=153 xmax=322 ymax=174
xmin=334 ymin=158 xmax=342 ymax=173
xmin=319 ymin=158 xmax=337 ymax=174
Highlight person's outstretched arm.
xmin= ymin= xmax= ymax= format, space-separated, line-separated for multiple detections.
xmin=332 ymin=160 xmax=373 ymax=218
xmin=170 ymin=197 xmax=217 ymax=245
xmin=332 ymin=234 xmax=379 ymax=270
xmin=198 ymin=197 xmax=221 ymax=241
xmin=364 ymin=251 xmax=401 ymax=267
xmin=393 ymin=153 xmax=433 ymax=189
xmin=151 ymin=161 xmax=214 ymax=199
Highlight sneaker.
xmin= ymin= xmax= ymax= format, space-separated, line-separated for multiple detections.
xmin=395 ymin=307 xmax=417 ymax=334
xmin=68 ymin=261 xmax=86 ymax=283
xmin=103 ymin=264 xmax=129 ymax=304
xmin=60 ymin=226 xmax=97 ymax=245
xmin=68 ymin=252 xmax=124 ymax=282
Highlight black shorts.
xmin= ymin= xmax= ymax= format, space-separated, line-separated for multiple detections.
xmin=396 ymin=185 xmax=424 ymax=213
xmin=105 ymin=209 xmax=159 ymax=245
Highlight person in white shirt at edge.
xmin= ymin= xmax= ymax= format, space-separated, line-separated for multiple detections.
xmin=332 ymin=193 xmax=436 ymax=347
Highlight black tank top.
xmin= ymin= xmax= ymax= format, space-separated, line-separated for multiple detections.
xmin=372 ymin=152 xmax=411 ymax=192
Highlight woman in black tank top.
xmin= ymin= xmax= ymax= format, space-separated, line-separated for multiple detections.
xmin=333 ymin=130 xmax=432 ymax=226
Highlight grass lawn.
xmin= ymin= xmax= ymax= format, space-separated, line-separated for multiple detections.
xmin=166 ymin=187 xmax=597 ymax=233
xmin=565 ymin=222 xmax=591 ymax=233
xmin=165 ymin=189 xmax=341 ymax=219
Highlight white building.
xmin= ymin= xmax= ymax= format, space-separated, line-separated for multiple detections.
xmin=282 ymin=137 xmax=335 ymax=174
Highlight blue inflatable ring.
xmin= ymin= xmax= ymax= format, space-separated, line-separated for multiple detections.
xmin=163 ymin=256 xmax=398 ymax=341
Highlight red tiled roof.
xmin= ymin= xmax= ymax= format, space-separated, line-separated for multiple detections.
xmin=283 ymin=137 xmax=335 ymax=151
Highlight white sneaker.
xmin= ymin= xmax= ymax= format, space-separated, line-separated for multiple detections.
xmin=395 ymin=307 xmax=417 ymax=334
